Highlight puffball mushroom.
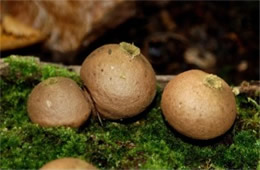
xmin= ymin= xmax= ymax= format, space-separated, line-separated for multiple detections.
xmin=40 ymin=157 xmax=97 ymax=170
xmin=161 ymin=70 xmax=237 ymax=140
xmin=27 ymin=77 xmax=91 ymax=127
xmin=80 ymin=42 xmax=156 ymax=120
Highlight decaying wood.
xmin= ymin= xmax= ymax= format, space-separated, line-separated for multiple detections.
xmin=0 ymin=57 xmax=259 ymax=92
xmin=237 ymin=81 xmax=260 ymax=96
xmin=155 ymin=75 xmax=174 ymax=88
xmin=0 ymin=58 xmax=9 ymax=76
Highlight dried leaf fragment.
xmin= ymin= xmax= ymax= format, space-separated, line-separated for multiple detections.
xmin=0 ymin=15 xmax=46 ymax=51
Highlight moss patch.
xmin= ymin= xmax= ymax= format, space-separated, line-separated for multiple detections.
xmin=0 ymin=55 xmax=259 ymax=169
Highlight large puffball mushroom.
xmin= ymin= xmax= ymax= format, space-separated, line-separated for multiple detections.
xmin=80 ymin=42 xmax=156 ymax=120
xmin=27 ymin=77 xmax=91 ymax=127
xmin=40 ymin=157 xmax=97 ymax=170
xmin=161 ymin=70 xmax=237 ymax=140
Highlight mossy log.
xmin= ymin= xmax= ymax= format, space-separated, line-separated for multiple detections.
xmin=1 ymin=56 xmax=259 ymax=92
xmin=0 ymin=55 xmax=259 ymax=169
xmin=0 ymin=56 xmax=174 ymax=88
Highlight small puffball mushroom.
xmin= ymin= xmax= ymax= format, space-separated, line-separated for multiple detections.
xmin=161 ymin=70 xmax=237 ymax=140
xmin=27 ymin=77 xmax=91 ymax=127
xmin=80 ymin=42 xmax=156 ymax=120
xmin=40 ymin=157 xmax=97 ymax=170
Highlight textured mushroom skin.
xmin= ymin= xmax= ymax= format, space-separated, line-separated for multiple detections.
xmin=27 ymin=77 xmax=91 ymax=127
xmin=40 ymin=157 xmax=97 ymax=170
xmin=161 ymin=70 xmax=237 ymax=140
xmin=80 ymin=44 xmax=156 ymax=119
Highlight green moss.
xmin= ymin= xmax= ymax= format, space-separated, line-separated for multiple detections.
xmin=3 ymin=56 xmax=40 ymax=83
xmin=0 ymin=124 xmax=87 ymax=169
xmin=235 ymin=95 xmax=260 ymax=133
xmin=3 ymin=55 xmax=82 ymax=85
xmin=0 ymin=55 xmax=259 ymax=169
xmin=41 ymin=65 xmax=82 ymax=86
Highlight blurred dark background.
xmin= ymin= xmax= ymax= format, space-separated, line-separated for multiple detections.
xmin=1 ymin=1 xmax=259 ymax=84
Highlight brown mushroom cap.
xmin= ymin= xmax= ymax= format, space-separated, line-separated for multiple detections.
xmin=161 ymin=70 xmax=237 ymax=140
xmin=27 ymin=77 xmax=91 ymax=127
xmin=80 ymin=42 xmax=156 ymax=120
xmin=40 ymin=157 xmax=97 ymax=170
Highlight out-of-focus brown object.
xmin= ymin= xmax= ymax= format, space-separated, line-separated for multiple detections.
xmin=237 ymin=81 xmax=260 ymax=97
xmin=184 ymin=47 xmax=216 ymax=70
xmin=0 ymin=15 xmax=46 ymax=50
xmin=2 ymin=0 xmax=136 ymax=62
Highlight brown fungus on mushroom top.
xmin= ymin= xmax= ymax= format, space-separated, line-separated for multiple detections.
xmin=80 ymin=42 xmax=157 ymax=120
xmin=27 ymin=77 xmax=92 ymax=128
xmin=161 ymin=70 xmax=237 ymax=140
